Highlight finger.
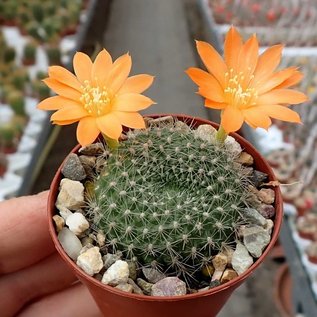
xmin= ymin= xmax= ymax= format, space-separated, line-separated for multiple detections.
xmin=18 ymin=283 xmax=102 ymax=317
xmin=0 ymin=191 xmax=55 ymax=274
xmin=0 ymin=253 xmax=77 ymax=317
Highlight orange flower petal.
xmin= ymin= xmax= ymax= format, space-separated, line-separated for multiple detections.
xmin=114 ymin=112 xmax=146 ymax=129
xmin=221 ymin=106 xmax=244 ymax=133
xmin=43 ymin=78 xmax=82 ymax=101
xmin=257 ymin=89 xmax=308 ymax=105
xmin=52 ymin=119 xmax=78 ymax=125
xmin=256 ymin=67 xmax=298 ymax=94
xmin=186 ymin=68 xmax=224 ymax=102
xmin=92 ymin=49 xmax=113 ymax=85
xmin=96 ymin=114 xmax=122 ymax=140
xmin=275 ymin=71 xmax=304 ymax=89
xmin=243 ymin=107 xmax=272 ymax=130
xmin=48 ymin=66 xmax=82 ymax=92
xmin=107 ymin=54 xmax=132 ymax=93
xmin=195 ymin=41 xmax=227 ymax=87
xmin=51 ymin=105 xmax=88 ymax=121
xmin=113 ymin=93 xmax=154 ymax=112
xmin=258 ymin=105 xmax=301 ymax=123
xmin=37 ymin=96 xmax=82 ymax=110
xmin=205 ymin=99 xmax=226 ymax=109
xmin=253 ymin=45 xmax=283 ymax=82
xmin=119 ymin=74 xmax=154 ymax=94
xmin=237 ymin=34 xmax=259 ymax=80
xmin=76 ymin=117 xmax=100 ymax=146
xmin=224 ymin=26 xmax=243 ymax=69
xmin=73 ymin=52 xmax=93 ymax=84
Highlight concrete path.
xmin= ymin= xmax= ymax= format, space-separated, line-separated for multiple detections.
xmin=102 ymin=1 xmax=254 ymax=316
xmin=103 ymin=0 xmax=210 ymax=118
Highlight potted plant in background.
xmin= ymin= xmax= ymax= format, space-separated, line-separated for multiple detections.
xmin=38 ymin=26 xmax=307 ymax=317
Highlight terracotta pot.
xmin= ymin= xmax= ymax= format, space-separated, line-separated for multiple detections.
xmin=48 ymin=114 xmax=283 ymax=317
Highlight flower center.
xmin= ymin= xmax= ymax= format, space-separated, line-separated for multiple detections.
xmin=224 ymin=69 xmax=258 ymax=109
xmin=80 ymin=80 xmax=112 ymax=117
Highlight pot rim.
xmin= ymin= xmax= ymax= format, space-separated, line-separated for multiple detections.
xmin=48 ymin=113 xmax=283 ymax=302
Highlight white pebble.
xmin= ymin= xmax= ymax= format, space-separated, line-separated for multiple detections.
xmin=56 ymin=178 xmax=84 ymax=211
xmin=76 ymin=247 xmax=104 ymax=276
xmin=102 ymin=260 xmax=129 ymax=286
xmin=58 ymin=228 xmax=82 ymax=261
xmin=66 ymin=212 xmax=90 ymax=235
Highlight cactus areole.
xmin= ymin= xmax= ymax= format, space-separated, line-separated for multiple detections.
xmin=48 ymin=114 xmax=283 ymax=317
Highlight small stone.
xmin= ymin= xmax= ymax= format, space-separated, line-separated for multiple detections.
xmin=115 ymin=283 xmax=133 ymax=293
xmin=241 ymin=225 xmax=271 ymax=258
xmin=96 ymin=232 xmax=106 ymax=247
xmin=94 ymin=273 xmax=103 ymax=281
xmin=251 ymin=170 xmax=268 ymax=187
xmin=128 ymin=278 xmax=144 ymax=295
xmin=56 ymin=178 xmax=84 ymax=211
xmin=59 ymin=207 xmax=72 ymax=220
xmin=79 ymin=142 xmax=104 ymax=156
xmin=198 ymin=286 xmax=210 ymax=292
xmin=201 ymin=264 xmax=215 ymax=277
xmin=232 ymin=241 xmax=253 ymax=275
xmin=209 ymin=280 xmax=221 ymax=288
xmin=257 ymin=188 xmax=275 ymax=204
xmin=142 ymin=267 xmax=165 ymax=283
xmin=258 ymin=204 xmax=276 ymax=219
xmin=81 ymin=236 xmax=94 ymax=246
xmin=61 ymin=153 xmax=86 ymax=181
xmin=76 ymin=246 xmax=103 ymax=276
xmin=264 ymin=219 xmax=274 ymax=236
xmin=66 ymin=212 xmax=90 ymax=235
xmin=137 ymin=278 xmax=153 ymax=295
xmin=151 ymin=277 xmax=186 ymax=296
xmin=103 ymin=253 xmax=122 ymax=270
xmin=52 ymin=215 xmax=65 ymax=232
xmin=194 ymin=124 xmax=217 ymax=142
xmin=79 ymin=243 xmax=94 ymax=254
xmin=128 ymin=261 xmax=138 ymax=281
xmin=79 ymin=155 xmax=96 ymax=178
xmin=58 ymin=228 xmax=82 ymax=261
xmin=220 ymin=269 xmax=238 ymax=284
xmin=175 ymin=120 xmax=190 ymax=132
xmin=222 ymin=246 xmax=234 ymax=266
xmin=101 ymin=260 xmax=129 ymax=286
xmin=211 ymin=253 xmax=228 ymax=281
xmin=148 ymin=116 xmax=174 ymax=126
xmin=236 ymin=152 xmax=254 ymax=166
xmin=95 ymin=158 xmax=107 ymax=173
xmin=242 ymin=208 xmax=267 ymax=227
xmin=224 ymin=136 xmax=242 ymax=155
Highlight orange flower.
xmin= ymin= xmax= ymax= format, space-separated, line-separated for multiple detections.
xmin=186 ymin=26 xmax=308 ymax=134
xmin=38 ymin=49 xmax=155 ymax=146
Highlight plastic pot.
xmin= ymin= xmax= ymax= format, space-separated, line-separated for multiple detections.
xmin=48 ymin=114 xmax=283 ymax=317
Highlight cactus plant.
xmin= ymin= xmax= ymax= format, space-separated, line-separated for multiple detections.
xmin=22 ymin=42 xmax=37 ymax=65
xmin=89 ymin=120 xmax=253 ymax=277
xmin=46 ymin=46 xmax=61 ymax=65
xmin=31 ymin=3 xmax=44 ymax=23
xmin=11 ymin=68 xmax=29 ymax=90
xmin=3 ymin=47 xmax=16 ymax=63
xmin=7 ymin=91 xmax=26 ymax=117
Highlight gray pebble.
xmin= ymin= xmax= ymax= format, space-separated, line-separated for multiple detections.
xmin=61 ymin=153 xmax=86 ymax=181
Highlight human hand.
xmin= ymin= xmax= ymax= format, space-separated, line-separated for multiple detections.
xmin=0 ymin=191 xmax=102 ymax=317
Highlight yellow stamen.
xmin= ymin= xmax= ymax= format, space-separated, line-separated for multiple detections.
xmin=80 ymin=80 xmax=113 ymax=117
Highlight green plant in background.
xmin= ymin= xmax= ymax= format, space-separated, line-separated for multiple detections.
xmin=3 ymin=47 xmax=16 ymax=64
xmin=25 ymin=21 xmax=42 ymax=42
xmin=11 ymin=69 xmax=29 ymax=90
xmin=7 ymin=91 xmax=26 ymax=117
xmin=89 ymin=121 xmax=252 ymax=277
xmin=46 ymin=46 xmax=61 ymax=65
xmin=0 ymin=123 xmax=17 ymax=150
xmin=22 ymin=42 xmax=37 ymax=65
xmin=31 ymin=2 xmax=44 ymax=23
xmin=33 ymin=80 xmax=51 ymax=101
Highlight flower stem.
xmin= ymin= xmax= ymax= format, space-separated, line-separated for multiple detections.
xmin=103 ymin=134 xmax=119 ymax=150
xmin=215 ymin=125 xmax=228 ymax=143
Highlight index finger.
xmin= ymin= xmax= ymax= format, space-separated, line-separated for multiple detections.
xmin=0 ymin=191 xmax=55 ymax=274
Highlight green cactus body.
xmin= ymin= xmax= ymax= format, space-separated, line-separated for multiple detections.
xmin=23 ymin=42 xmax=37 ymax=63
xmin=90 ymin=121 xmax=253 ymax=276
